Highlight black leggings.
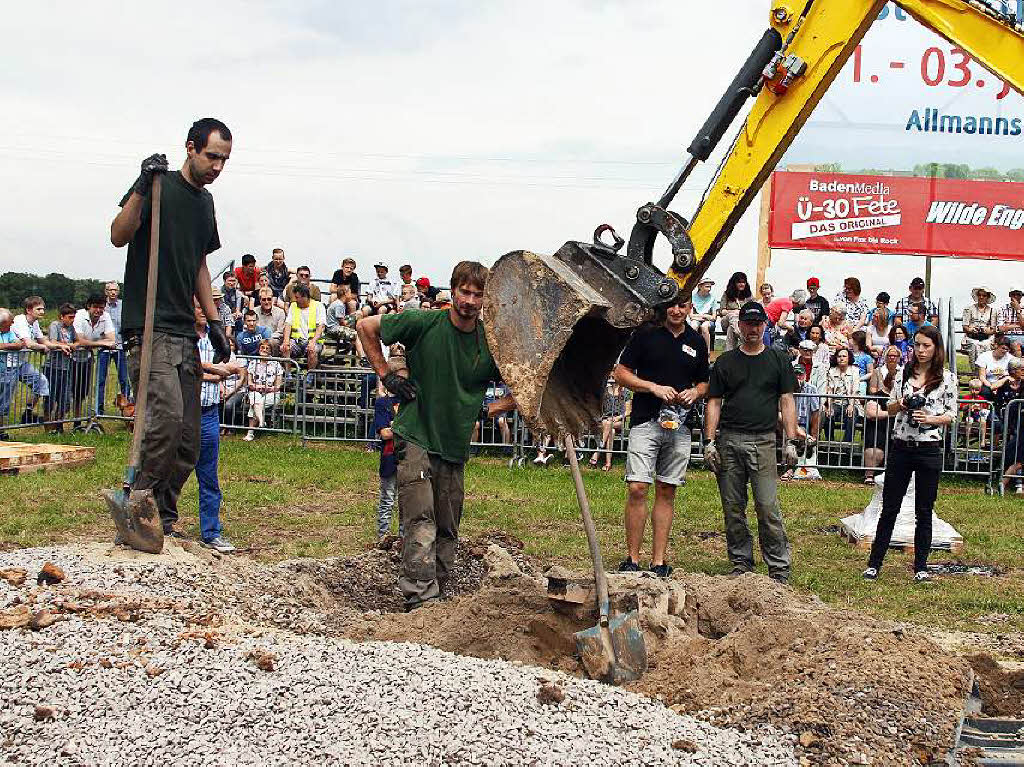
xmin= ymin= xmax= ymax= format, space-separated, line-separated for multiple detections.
xmin=867 ymin=441 xmax=942 ymax=573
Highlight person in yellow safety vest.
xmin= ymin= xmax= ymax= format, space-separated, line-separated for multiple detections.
xmin=281 ymin=284 xmax=326 ymax=370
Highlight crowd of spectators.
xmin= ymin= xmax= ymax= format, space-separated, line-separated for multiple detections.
xmin=2 ymin=259 xmax=1024 ymax=494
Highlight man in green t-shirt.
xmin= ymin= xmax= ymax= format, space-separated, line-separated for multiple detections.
xmin=109 ymin=118 xmax=233 ymax=537
xmin=357 ymin=261 xmax=514 ymax=610
xmin=703 ymin=301 xmax=800 ymax=584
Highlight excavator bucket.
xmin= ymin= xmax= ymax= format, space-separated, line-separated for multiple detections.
xmin=483 ymin=238 xmax=679 ymax=438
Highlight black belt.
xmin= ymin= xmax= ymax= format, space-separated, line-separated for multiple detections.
xmin=892 ymin=439 xmax=941 ymax=450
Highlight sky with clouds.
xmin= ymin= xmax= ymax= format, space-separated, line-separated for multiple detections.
xmin=1 ymin=1 xmax=1022 ymax=311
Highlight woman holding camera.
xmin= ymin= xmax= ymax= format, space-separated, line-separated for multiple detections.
xmin=863 ymin=325 xmax=957 ymax=584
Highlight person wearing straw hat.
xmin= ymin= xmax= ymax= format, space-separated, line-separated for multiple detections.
xmin=962 ymin=286 xmax=998 ymax=365
xmin=689 ymin=278 xmax=717 ymax=349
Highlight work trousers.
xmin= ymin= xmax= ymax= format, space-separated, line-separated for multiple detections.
xmin=715 ymin=429 xmax=791 ymax=579
xmin=97 ymin=348 xmax=131 ymax=413
xmin=867 ymin=441 xmax=941 ymax=573
xmin=127 ymin=332 xmax=202 ymax=532
xmin=397 ymin=440 xmax=465 ymax=608
xmin=196 ymin=405 xmax=223 ymax=542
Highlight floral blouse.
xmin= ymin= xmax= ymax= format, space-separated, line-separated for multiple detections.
xmin=825 ymin=366 xmax=861 ymax=413
xmin=887 ymin=367 xmax=958 ymax=442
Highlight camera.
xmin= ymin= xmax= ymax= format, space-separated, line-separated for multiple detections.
xmin=903 ymin=393 xmax=929 ymax=431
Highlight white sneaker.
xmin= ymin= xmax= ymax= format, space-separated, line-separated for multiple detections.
xmin=243 ymin=430 xmax=255 ymax=442
xmin=533 ymin=454 xmax=545 ymax=464
xmin=1015 ymin=481 xmax=1024 ymax=495
xmin=203 ymin=536 xmax=236 ymax=554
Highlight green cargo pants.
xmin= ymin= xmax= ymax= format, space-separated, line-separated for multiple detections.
xmin=127 ymin=332 xmax=202 ymax=533
xmin=396 ymin=439 xmax=465 ymax=608
xmin=715 ymin=429 xmax=791 ymax=580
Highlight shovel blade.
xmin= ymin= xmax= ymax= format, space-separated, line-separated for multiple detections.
xmin=574 ymin=610 xmax=647 ymax=685
xmin=483 ymin=245 xmax=643 ymax=438
xmin=103 ymin=487 xmax=164 ymax=554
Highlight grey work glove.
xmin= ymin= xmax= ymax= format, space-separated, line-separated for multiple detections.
xmin=783 ymin=439 xmax=800 ymax=468
xmin=383 ymin=371 xmax=418 ymax=404
xmin=703 ymin=440 xmax=722 ymax=474
xmin=207 ymin=320 xmax=231 ymax=364
xmin=133 ymin=153 xmax=169 ymax=197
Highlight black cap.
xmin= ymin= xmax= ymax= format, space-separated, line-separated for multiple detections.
xmin=910 ymin=277 xmax=925 ymax=288
xmin=738 ymin=301 xmax=768 ymax=323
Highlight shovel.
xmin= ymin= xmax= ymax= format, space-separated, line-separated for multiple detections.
xmin=564 ymin=434 xmax=647 ymax=684
xmin=102 ymin=173 xmax=165 ymax=554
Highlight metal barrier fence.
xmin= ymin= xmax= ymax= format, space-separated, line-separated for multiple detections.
xmin=0 ymin=345 xmax=1012 ymax=494
xmin=1 ymin=348 xmax=99 ymax=435
xmin=999 ymin=398 xmax=1024 ymax=496
xmin=218 ymin=355 xmax=303 ymax=437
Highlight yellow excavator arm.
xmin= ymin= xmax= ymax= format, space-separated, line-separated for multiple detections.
xmin=672 ymin=0 xmax=1024 ymax=295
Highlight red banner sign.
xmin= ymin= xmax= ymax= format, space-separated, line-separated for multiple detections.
xmin=768 ymin=171 xmax=1024 ymax=261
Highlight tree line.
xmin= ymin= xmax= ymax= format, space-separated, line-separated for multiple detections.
xmin=0 ymin=272 xmax=111 ymax=311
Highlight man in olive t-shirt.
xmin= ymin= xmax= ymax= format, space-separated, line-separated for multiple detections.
xmin=357 ymin=261 xmax=514 ymax=610
xmin=704 ymin=301 xmax=800 ymax=583
xmin=109 ymin=118 xmax=233 ymax=537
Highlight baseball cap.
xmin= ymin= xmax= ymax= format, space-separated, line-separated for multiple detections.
xmin=806 ymin=277 xmax=820 ymax=287
xmin=792 ymin=361 xmax=806 ymax=374
xmin=697 ymin=278 xmax=715 ymax=286
xmin=416 ymin=277 xmax=430 ymax=287
xmin=738 ymin=301 xmax=768 ymax=323
xmin=910 ymin=277 xmax=925 ymax=288
xmin=798 ymin=339 xmax=817 ymax=351
xmin=1011 ymin=288 xmax=1024 ymax=296
xmin=373 ymin=262 xmax=388 ymax=270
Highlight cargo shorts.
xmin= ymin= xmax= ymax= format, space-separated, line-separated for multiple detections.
xmin=624 ymin=419 xmax=691 ymax=486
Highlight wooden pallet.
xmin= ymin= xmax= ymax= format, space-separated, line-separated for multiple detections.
xmin=839 ymin=522 xmax=964 ymax=555
xmin=0 ymin=442 xmax=96 ymax=475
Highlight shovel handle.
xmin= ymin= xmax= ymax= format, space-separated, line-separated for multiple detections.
xmin=564 ymin=434 xmax=611 ymax=626
xmin=128 ymin=174 xmax=162 ymax=472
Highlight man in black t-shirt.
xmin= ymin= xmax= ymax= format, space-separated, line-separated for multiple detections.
xmin=613 ymin=293 xmax=710 ymax=578
xmin=110 ymin=117 xmax=233 ymax=537
xmin=704 ymin=302 xmax=799 ymax=583
xmin=330 ymin=258 xmax=361 ymax=315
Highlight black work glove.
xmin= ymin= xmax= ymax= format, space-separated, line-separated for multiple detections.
xmin=382 ymin=372 xmax=418 ymax=404
xmin=133 ymin=153 xmax=169 ymax=197
xmin=207 ymin=320 xmax=231 ymax=364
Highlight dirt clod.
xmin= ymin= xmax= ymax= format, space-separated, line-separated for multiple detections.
xmin=28 ymin=610 xmax=59 ymax=631
xmin=0 ymin=605 xmax=31 ymax=630
xmin=536 ymin=682 xmax=565 ymax=705
xmin=37 ymin=562 xmax=65 ymax=585
xmin=0 ymin=567 xmax=27 ymax=586
xmin=248 ymin=649 xmax=276 ymax=672
xmin=672 ymin=738 xmax=698 ymax=752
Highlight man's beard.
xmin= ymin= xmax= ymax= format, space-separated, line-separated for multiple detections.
xmin=454 ymin=299 xmax=478 ymax=319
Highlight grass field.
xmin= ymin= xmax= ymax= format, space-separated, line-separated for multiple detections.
xmin=2 ymin=423 xmax=1022 ymax=635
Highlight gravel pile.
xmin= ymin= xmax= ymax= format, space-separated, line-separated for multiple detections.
xmin=0 ymin=545 xmax=797 ymax=766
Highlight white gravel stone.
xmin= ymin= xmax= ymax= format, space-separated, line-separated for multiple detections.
xmin=0 ymin=545 xmax=796 ymax=766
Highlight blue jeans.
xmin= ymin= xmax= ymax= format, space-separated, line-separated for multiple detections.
xmin=0 ymin=366 xmax=19 ymax=421
xmin=196 ymin=405 xmax=223 ymax=541
xmin=98 ymin=349 xmax=131 ymax=413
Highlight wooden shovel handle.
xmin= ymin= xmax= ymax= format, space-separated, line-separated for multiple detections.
xmin=564 ymin=434 xmax=611 ymax=626
xmin=128 ymin=174 xmax=161 ymax=472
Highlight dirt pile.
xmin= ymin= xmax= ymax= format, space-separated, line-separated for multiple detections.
xmin=340 ymin=568 xmax=971 ymax=766
xmin=967 ymin=653 xmax=1024 ymax=717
